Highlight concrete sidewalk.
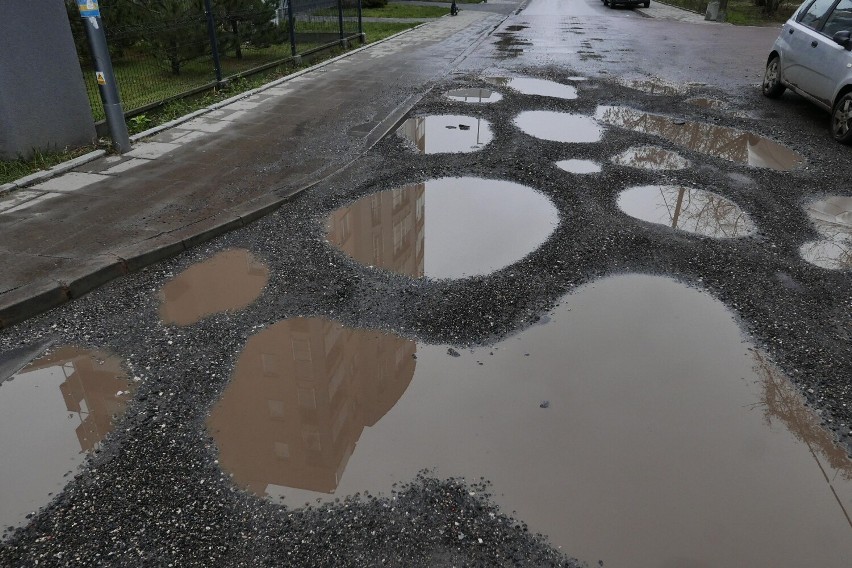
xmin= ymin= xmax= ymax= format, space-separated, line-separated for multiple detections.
xmin=0 ymin=0 xmax=711 ymax=328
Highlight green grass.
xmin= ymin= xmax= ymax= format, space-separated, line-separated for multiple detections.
xmin=0 ymin=145 xmax=102 ymax=186
xmin=317 ymin=4 xmax=447 ymax=17
xmin=654 ymin=0 xmax=798 ymax=25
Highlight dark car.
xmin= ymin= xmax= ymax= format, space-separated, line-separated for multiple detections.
xmin=603 ymin=0 xmax=651 ymax=8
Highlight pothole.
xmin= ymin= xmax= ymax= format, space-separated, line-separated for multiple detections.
xmin=618 ymin=78 xmax=691 ymax=96
xmin=207 ymin=275 xmax=852 ymax=567
xmin=396 ymin=115 xmax=493 ymax=154
xmin=0 ymin=346 xmax=134 ymax=531
xmin=159 ymin=248 xmax=269 ymax=326
xmin=207 ymin=317 xmax=415 ymax=498
xmin=799 ymin=195 xmax=852 ymax=270
xmin=445 ymin=88 xmax=503 ymax=103
xmin=595 ymin=106 xmax=804 ymax=170
xmin=611 ymin=145 xmax=691 ymax=170
xmin=514 ymin=111 xmax=603 ymax=143
xmin=325 ymin=177 xmax=559 ymax=279
xmin=556 ymin=159 xmax=602 ymax=174
xmin=485 ymin=77 xmax=578 ymax=99
xmin=686 ymin=97 xmax=727 ymax=111
xmin=618 ymin=185 xmax=756 ymax=238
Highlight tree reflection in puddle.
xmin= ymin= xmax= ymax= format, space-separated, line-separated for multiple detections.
xmin=618 ymin=185 xmax=755 ymax=238
xmin=595 ymin=105 xmax=804 ymax=170
xmin=800 ymin=196 xmax=852 ymax=270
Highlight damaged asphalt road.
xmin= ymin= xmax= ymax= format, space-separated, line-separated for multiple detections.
xmin=1 ymin=1 xmax=851 ymax=566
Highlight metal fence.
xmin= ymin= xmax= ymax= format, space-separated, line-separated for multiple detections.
xmin=67 ymin=0 xmax=363 ymax=121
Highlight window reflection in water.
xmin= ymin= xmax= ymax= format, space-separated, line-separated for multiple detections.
xmin=596 ymin=106 xmax=804 ymax=171
xmin=327 ymin=182 xmax=425 ymax=278
xmin=207 ymin=318 xmax=416 ymax=497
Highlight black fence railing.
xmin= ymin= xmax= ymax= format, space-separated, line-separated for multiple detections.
xmin=66 ymin=0 xmax=362 ymax=121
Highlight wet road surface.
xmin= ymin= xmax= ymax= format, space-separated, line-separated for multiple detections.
xmin=2 ymin=0 xmax=851 ymax=566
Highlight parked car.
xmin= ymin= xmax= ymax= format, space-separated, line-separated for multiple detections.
xmin=763 ymin=0 xmax=852 ymax=143
xmin=603 ymin=0 xmax=650 ymax=9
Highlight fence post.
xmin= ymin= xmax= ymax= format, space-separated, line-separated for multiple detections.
xmin=287 ymin=0 xmax=297 ymax=57
xmin=358 ymin=0 xmax=363 ymax=41
xmin=203 ymin=0 xmax=223 ymax=83
xmin=338 ymin=0 xmax=345 ymax=42
xmin=77 ymin=1 xmax=131 ymax=153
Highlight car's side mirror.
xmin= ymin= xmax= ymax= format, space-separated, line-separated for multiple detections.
xmin=832 ymin=30 xmax=852 ymax=50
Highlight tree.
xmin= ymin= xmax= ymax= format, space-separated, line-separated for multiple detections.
xmin=214 ymin=0 xmax=282 ymax=59
xmin=124 ymin=0 xmax=211 ymax=75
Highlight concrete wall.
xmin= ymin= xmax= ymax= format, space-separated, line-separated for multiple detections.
xmin=0 ymin=2 xmax=96 ymax=160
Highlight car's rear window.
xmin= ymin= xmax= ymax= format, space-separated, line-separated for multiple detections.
xmin=799 ymin=0 xmax=837 ymax=30
xmin=822 ymin=0 xmax=852 ymax=35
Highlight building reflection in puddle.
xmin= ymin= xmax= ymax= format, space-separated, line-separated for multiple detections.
xmin=0 ymin=347 xmax=133 ymax=530
xmin=800 ymin=196 xmax=852 ymax=270
xmin=231 ymin=275 xmax=852 ymax=566
xmin=396 ymin=115 xmax=493 ymax=154
xmin=445 ymin=88 xmax=503 ymax=103
xmin=159 ymin=248 xmax=269 ymax=325
xmin=618 ymin=185 xmax=756 ymax=238
xmin=325 ymin=178 xmax=558 ymax=279
xmin=207 ymin=318 xmax=416 ymax=497
xmin=595 ymin=105 xmax=804 ymax=171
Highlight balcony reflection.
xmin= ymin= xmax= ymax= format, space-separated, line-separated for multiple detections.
xmin=208 ymin=318 xmax=416 ymax=496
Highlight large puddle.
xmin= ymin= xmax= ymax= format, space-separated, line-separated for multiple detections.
xmin=611 ymin=145 xmax=691 ymax=171
xmin=514 ymin=111 xmax=603 ymax=143
xmin=0 ymin=347 xmax=134 ymax=531
xmin=800 ymin=195 xmax=852 ymax=270
xmin=325 ymin=177 xmax=559 ymax=279
xmin=209 ymin=275 xmax=852 ymax=567
xmin=595 ymin=106 xmax=804 ymax=171
xmin=618 ymin=185 xmax=756 ymax=238
xmin=396 ymin=115 xmax=493 ymax=154
xmin=159 ymin=248 xmax=269 ymax=325
xmin=486 ymin=77 xmax=578 ymax=100
xmin=445 ymin=88 xmax=503 ymax=103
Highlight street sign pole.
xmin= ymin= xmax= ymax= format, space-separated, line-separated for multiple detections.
xmin=77 ymin=0 xmax=131 ymax=153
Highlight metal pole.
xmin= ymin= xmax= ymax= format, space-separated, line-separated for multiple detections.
xmin=77 ymin=1 xmax=131 ymax=153
xmin=357 ymin=0 xmax=363 ymax=40
xmin=338 ymin=0 xmax=345 ymax=41
xmin=203 ymin=0 xmax=223 ymax=84
xmin=287 ymin=0 xmax=297 ymax=57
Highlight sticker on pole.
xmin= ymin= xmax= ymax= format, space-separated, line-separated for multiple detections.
xmin=78 ymin=0 xmax=100 ymax=18
xmin=95 ymin=71 xmax=106 ymax=86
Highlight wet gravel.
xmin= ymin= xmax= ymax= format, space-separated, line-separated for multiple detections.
xmin=1 ymin=67 xmax=850 ymax=566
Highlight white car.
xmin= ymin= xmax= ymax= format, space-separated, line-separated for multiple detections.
xmin=762 ymin=0 xmax=852 ymax=143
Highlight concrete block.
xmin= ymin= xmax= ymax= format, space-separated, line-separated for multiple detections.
xmin=0 ymin=279 xmax=69 ymax=329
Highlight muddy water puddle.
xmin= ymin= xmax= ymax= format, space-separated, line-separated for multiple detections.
xmin=159 ymin=248 xmax=269 ymax=325
xmin=445 ymin=88 xmax=503 ymax=103
xmin=556 ymin=159 xmax=602 ymax=174
xmin=596 ymin=106 xmax=804 ymax=170
xmin=611 ymin=145 xmax=691 ymax=170
xmin=209 ymin=275 xmax=852 ymax=567
xmin=514 ymin=111 xmax=602 ymax=143
xmin=619 ymin=78 xmax=691 ymax=96
xmin=0 ymin=347 xmax=134 ymax=532
xmin=619 ymin=185 xmax=755 ymax=238
xmin=325 ymin=177 xmax=558 ymax=279
xmin=800 ymin=195 xmax=852 ymax=270
xmin=486 ymin=77 xmax=578 ymax=100
xmin=396 ymin=115 xmax=493 ymax=154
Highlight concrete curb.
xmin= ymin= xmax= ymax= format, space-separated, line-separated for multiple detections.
xmin=0 ymin=13 xmax=507 ymax=329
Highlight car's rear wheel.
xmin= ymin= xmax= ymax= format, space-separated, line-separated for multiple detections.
xmin=831 ymin=92 xmax=852 ymax=144
xmin=762 ymin=55 xmax=785 ymax=99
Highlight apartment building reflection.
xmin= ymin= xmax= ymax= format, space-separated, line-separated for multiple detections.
xmin=326 ymin=182 xmax=426 ymax=278
xmin=23 ymin=347 xmax=132 ymax=452
xmin=208 ymin=318 xmax=417 ymax=496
